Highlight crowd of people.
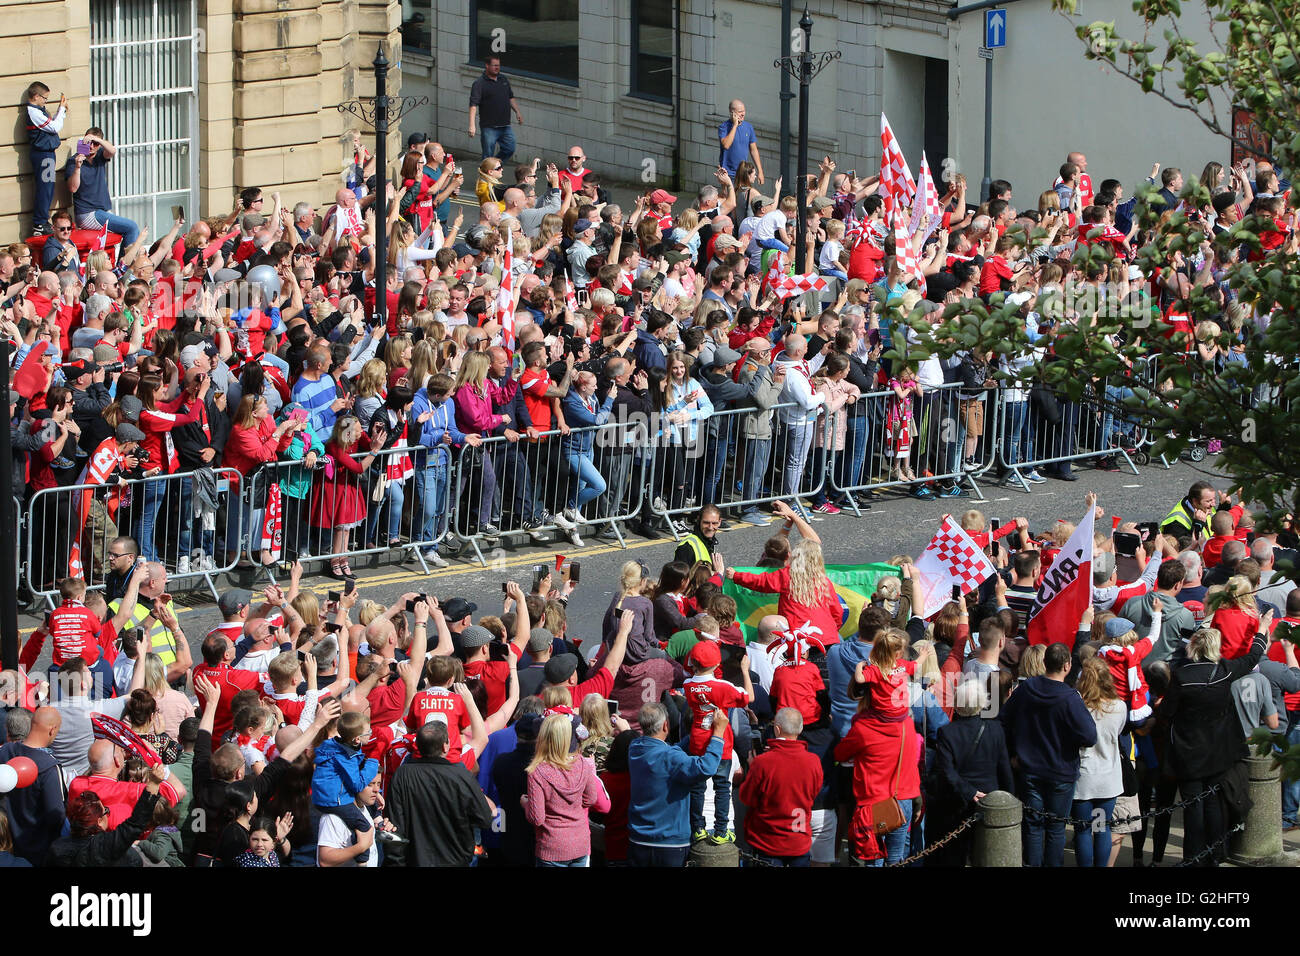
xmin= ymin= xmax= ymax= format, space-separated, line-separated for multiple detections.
xmin=1 ymin=481 xmax=1296 ymax=868
xmin=2 ymin=57 xmax=1297 ymax=867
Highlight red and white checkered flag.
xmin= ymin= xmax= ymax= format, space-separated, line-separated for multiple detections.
xmin=879 ymin=113 xmax=916 ymax=226
xmin=771 ymin=273 xmax=828 ymax=301
xmin=913 ymin=515 xmax=996 ymax=618
xmin=892 ymin=207 xmax=924 ymax=294
xmin=908 ymin=152 xmax=944 ymax=241
xmin=95 ymin=221 xmax=110 ymax=250
xmin=495 ymin=225 xmax=515 ymax=349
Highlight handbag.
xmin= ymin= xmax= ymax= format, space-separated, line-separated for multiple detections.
xmin=870 ymin=727 xmax=910 ymax=834
xmin=1030 ymin=384 xmax=1062 ymax=425
xmin=370 ymin=472 xmax=388 ymax=503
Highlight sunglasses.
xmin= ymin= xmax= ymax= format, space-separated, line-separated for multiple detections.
xmin=568 ymin=156 xmax=583 ymax=161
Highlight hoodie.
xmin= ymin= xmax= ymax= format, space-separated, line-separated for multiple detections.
xmin=523 ymin=757 xmax=610 ymax=862
xmin=627 ymin=735 xmax=722 ymax=847
xmin=827 ymin=639 xmax=873 ymax=738
xmin=999 ymin=675 xmax=1098 ymax=783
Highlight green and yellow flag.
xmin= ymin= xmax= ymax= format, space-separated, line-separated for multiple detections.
xmin=723 ymin=563 xmax=903 ymax=643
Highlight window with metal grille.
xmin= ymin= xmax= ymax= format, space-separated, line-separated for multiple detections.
xmin=89 ymin=0 xmax=198 ymax=238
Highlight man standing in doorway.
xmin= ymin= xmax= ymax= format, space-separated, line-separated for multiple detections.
xmin=469 ymin=55 xmax=524 ymax=163
xmin=718 ymin=100 xmax=764 ymax=183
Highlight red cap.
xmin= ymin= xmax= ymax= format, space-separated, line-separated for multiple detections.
xmin=649 ymin=189 xmax=677 ymax=205
xmin=687 ymin=640 xmax=721 ymax=670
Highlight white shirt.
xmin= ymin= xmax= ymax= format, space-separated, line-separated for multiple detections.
xmin=775 ymin=358 xmax=826 ymax=424
xmin=746 ymin=644 xmax=776 ymax=693
xmin=754 ymin=210 xmax=789 ymax=243
xmin=317 ymin=812 xmax=380 ymax=867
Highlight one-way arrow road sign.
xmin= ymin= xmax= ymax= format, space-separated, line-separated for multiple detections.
xmin=985 ymin=9 xmax=1007 ymax=48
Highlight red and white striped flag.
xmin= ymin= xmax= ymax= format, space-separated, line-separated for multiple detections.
xmin=759 ymin=250 xmax=787 ymax=299
xmin=95 ymin=221 xmax=110 ymax=250
xmin=770 ymin=273 xmax=828 ymax=301
xmin=564 ymin=273 xmax=579 ymax=312
xmin=879 ymin=114 xmax=915 ymax=226
xmin=908 ymin=152 xmax=944 ymax=241
xmin=914 ymin=515 xmax=997 ymax=618
xmin=1027 ymin=505 xmax=1096 ymax=646
xmin=495 ymin=225 xmax=516 ymax=349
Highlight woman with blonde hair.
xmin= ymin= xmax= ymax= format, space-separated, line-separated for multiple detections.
xmin=384 ymin=333 xmax=414 ymax=383
xmin=522 ymin=713 xmax=610 ymax=867
xmin=476 ymin=157 xmax=506 ymax=211
xmin=386 ymin=216 xmax=441 ymax=275
xmin=408 ymin=339 xmax=438 ymax=392
xmin=354 ymin=357 xmax=388 ymax=427
xmin=1204 ymin=575 xmax=1261 ymax=659
xmin=143 ymin=653 xmax=192 ymax=739
xmin=290 ymin=590 xmax=322 ymax=641
xmin=1166 ymin=609 xmax=1271 ymax=865
xmin=452 ymin=350 xmax=517 ymax=539
xmin=728 ymin=537 xmax=844 ymax=644
xmin=579 ymin=694 xmax=629 ymax=773
xmin=1070 ymin=657 xmax=1126 ymax=866
xmin=602 ymin=560 xmax=660 ymax=663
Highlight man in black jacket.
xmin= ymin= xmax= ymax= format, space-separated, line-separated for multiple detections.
xmin=188 ymin=673 xmax=337 ymax=865
xmin=488 ymin=713 xmax=541 ymax=865
xmin=604 ymin=356 xmax=654 ymax=537
xmin=387 ymin=722 xmax=494 ymax=866
xmin=172 ymin=366 xmax=222 ymax=573
xmin=65 ymin=355 xmax=113 ymax=455
xmin=696 ymin=345 xmax=750 ymax=519
xmin=486 ymin=345 xmax=541 ymax=541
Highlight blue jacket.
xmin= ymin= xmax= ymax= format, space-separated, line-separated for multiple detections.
xmin=411 ymin=388 xmax=468 ymax=468
xmin=627 ymin=735 xmax=723 ymax=846
xmin=560 ymin=392 xmax=614 ymax=455
xmin=312 ymin=737 xmax=378 ymax=808
xmin=999 ymin=675 xmax=1098 ymax=784
xmin=826 ymin=639 xmax=873 ymax=738
xmin=632 ymin=330 xmax=667 ymax=375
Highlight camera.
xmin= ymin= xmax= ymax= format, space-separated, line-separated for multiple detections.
xmin=102 ymin=362 xmax=124 ymax=374
xmin=136 ymin=449 xmax=151 ymax=462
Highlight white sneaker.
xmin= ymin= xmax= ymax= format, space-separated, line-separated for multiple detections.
xmin=423 ymin=549 xmax=448 ymax=569
xmin=567 ymin=530 xmax=585 ymax=548
xmin=563 ymin=507 xmax=584 ymax=526
xmin=176 ymin=556 xmax=191 ymax=575
xmin=652 ymin=496 xmax=669 ymax=514
xmin=551 ymin=511 xmax=576 ymax=531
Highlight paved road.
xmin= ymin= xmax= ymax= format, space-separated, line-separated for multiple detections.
xmin=20 ymin=457 xmax=1224 ymax=667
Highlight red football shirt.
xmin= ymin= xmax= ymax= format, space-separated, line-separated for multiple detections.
xmin=67 ymin=775 xmax=180 ymax=830
xmin=683 ymin=675 xmax=748 ymax=759
xmin=771 ymin=662 xmax=824 ymax=726
xmin=406 ymin=686 xmax=472 ymax=762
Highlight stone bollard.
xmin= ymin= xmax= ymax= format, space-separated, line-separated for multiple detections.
xmin=1230 ymin=754 xmax=1288 ymax=866
xmin=972 ymin=790 xmax=1022 ymax=867
xmin=690 ymin=840 xmax=740 ymax=867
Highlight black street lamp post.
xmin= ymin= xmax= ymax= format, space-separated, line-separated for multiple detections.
xmin=337 ymin=46 xmax=428 ymax=333
xmin=774 ymin=7 xmax=840 ymax=274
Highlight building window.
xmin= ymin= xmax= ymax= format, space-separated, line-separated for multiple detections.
xmin=471 ymin=0 xmax=579 ymax=86
xmin=402 ymin=1 xmax=432 ymax=56
xmin=89 ymin=0 xmax=198 ymax=237
xmin=632 ymin=0 xmax=673 ymax=102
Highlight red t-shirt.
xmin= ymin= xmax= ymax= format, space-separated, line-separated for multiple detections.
xmin=857 ymin=659 xmax=917 ymax=720
xmin=67 ymin=775 xmax=180 ymax=830
xmin=50 ymin=601 xmax=105 ymax=666
xmin=192 ymin=663 xmax=267 ymax=744
xmin=519 ymin=367 xmax=554 ymax=431
xmin=683 ymin=674 xmax=749 ymax=759
xmin=771 ymin=662 xmax=824 ymax=726
xmin=368 ymin=679 xmax=408 ymax=730
xmin=1268 ymin=617 xmax=1300 ymax=712
xmin=406 ymin=686 xmax=472 ymax=762
xmin=978 ymin=256 xmax=1014 ymax=295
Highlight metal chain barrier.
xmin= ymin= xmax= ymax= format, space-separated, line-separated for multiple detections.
xmin=885 ymin=809 xmax=984 ymax=867
xmin=1176 ymin=822 xmax=1245 ymax=867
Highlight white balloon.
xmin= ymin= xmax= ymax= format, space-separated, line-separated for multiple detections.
xmin=0 ymin=764 xmax=16 ymax=794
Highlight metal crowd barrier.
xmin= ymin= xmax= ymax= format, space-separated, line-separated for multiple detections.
xmin=644 ymin=400 xmax=830 ymax=537
xmin=826 ymin=381 xmax=993 ymax=509
xmin=24 ymin=467 xmax=242 ymax=607
xmin=246 ymin=443 xmax=448 ymax=582
xmin=990 ymin=371 xmax=1140 ymax=492
xmin=449 ymin=417 xmax=650 ymax=566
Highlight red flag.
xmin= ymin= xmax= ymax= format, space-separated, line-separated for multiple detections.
xmin=13 ymin=341 xmax=51 ymax=400
xmin=258 ymin=481 xmax=283 ymax=557
xmin=1027 ymin=505 xmax=1096 ymax=646
xmin=770 ymin=273 xmax=828 ymax=301
xmin=495 ymin=225 xmax=516 ymax=349
xmin=879 ymin=113 xmax=916 ymax=225
xmin=564 ymin=274 xmax=579 ymax=313
xmin=914 ymin=515 xmax=997 ymax=618
xmin=68 ymin=437 xmax=127 ymax=578
xmin=759 ymin=250 xmax=787 ymax=299
xmin=95 ymin=221 xmax=110 ymax=250
xmin=90 ymin=713 xmax=162 ymax=766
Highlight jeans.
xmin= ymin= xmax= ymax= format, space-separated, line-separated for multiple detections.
xmin=494 ymin=440 xmax=536 ymax=524
xmin=414 ymin=458 xmax=449 ymax=543
xmin=457 ymin=447 xmax=499 ymax=531
xmin=600 ymin=450 xmax=633 ymax=520
xmin=365 ymin=478 xmax=405 ymax=544
xmin=480 ymin=125 xmax=516 ymax=163
xmin=1046 ymin=400 xmax=1078 ymax=472
xmin=744 ymin=849 xmax=811 ymax=867
xmin=1003 ymin=399 xmax=1029 ymax=467
xmin=702 ymin=421 xmax=732 ymax=506
xmin=758 ymin=237 xmax=789 ymax=253
xmin=842 ymin=406 xmax=868 ymax=492
xmin=689 ymin=757 xmax=733 ymax=835
xmin=176 ymin=476 xmax=216 ymax=559
xmin=855 ymin=799 xmax=914 ymax=866
xmin=1284 ymin=714 xmax=1300 ymax=826
xmin=1020 ymin=774 xmax=1074 ymax=867
xmin=76 ymin=209 xmax=140 ymax=250
xmin=1071 ymin=796 xmax=1117 ymax=867
xmin=537 ymin=855 xmax=589 ymax=867
xmin=783 ymin=421 xmax=816 ymax=499
xmin=741 ymin=435 xmax=771 ymax=506
xmin=31 ymin=149 xmax=57 ymax=230
xmin=565 ymin=450 xmax=606 ymax=511
xmin=135 ymin=477 xmax=166 ymax=562
xmin=627 ymin=842 xmax=690 ymax=867
xmin=1101 ymin=384 xmax=1136 ymax=449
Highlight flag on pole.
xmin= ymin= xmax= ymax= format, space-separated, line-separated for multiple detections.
xmin=879 ymin=113 xmax=916 ymax=225
xmin=495 ymin=225 xmax=515 ymax=350
xmin=723 ymin=563 xmax=902 ymax=642
xmin=893 ymin=207 xmax=923 ymax=291
xmin=759 ymin=250 xmax=787 ymax=300
xmin=95 ymin=221 xmax=110 ymax=250
xmin=913 ymin=515 xmax=997 ymax=619
xmin=908 ymin=152 xmax=944 ymax=241
xmin=1027 ymin=504 xmax=1096 ymax=646
xmin=564 ymin=272 xmax=579 ymax=313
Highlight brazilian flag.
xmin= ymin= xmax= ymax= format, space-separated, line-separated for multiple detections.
xmin=723 ymin=563 xmax=903 ymax=643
